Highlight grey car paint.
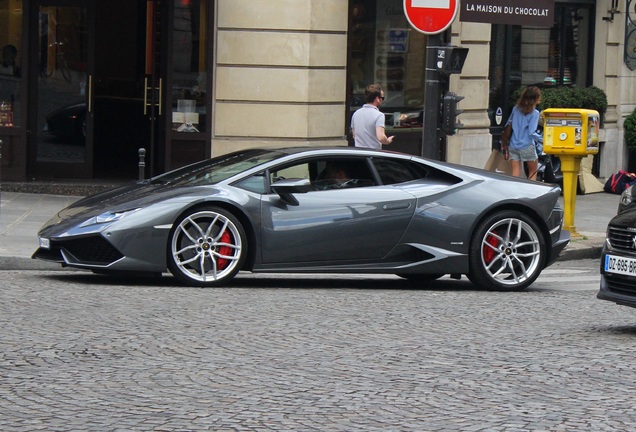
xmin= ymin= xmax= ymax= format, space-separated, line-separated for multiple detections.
xmin=32 ymin=146 xmax=569 ymax=290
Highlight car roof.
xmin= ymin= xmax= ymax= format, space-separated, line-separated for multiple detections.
xmin=271 ymin=146 xmax=415 ymax=159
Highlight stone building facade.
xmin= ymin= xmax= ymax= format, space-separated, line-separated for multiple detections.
xmin=0 ymin=0 xmax=631 ymax=181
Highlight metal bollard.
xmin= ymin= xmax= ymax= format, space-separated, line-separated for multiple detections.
xmin=138 ymin=147 xmax=146 ymax=181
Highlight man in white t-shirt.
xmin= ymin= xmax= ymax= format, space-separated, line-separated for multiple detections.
xmin=351 ymin=83 xmax=394 ymax=149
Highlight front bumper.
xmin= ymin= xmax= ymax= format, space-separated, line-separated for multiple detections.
xmin=547 ymin=230 xmax=571 ymax=266
xmin=597 ymin=248 xmax=636 ymax=308
xmin=598 ymin=273 xmax=636 ymax=308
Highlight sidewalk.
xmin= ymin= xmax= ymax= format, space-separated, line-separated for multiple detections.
xmin=0 ymin=189 xmax=621 ymax=270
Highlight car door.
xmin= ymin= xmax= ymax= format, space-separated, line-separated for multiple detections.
xmin=259 ymin=157 xmax=417 ymax=264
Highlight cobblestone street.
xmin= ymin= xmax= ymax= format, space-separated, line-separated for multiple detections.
xmin=2 ymin=265 xmax=635 ymax=431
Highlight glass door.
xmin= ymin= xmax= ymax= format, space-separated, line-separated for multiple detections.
xmin=28 ymin=0 xmax=211 ymax=180
xmin=31 ymin=0 xmax=92 ymax=178
xmin=91 ymin=0 xmax=159 ymax=179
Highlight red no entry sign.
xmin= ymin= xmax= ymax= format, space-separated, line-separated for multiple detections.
xmin=404 ymin=0 xmax=460 ymax=35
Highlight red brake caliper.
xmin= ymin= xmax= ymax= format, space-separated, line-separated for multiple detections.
xmin=216 ymin=231 xmax=232 ymax=270
xmin=483 ymin=233 xmax=499 ymax=264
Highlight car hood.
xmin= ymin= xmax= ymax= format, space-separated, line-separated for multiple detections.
xmin=608 ymin=207 xmax=636 ymax=228
xmin=43 ymin=182 xmax=226 ymax=230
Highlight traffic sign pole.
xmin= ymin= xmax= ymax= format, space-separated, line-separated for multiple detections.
xmin=403 ymin=0 xmax=464 ymax=160
xmin=421 ymin=34 xmax=445 ymax=160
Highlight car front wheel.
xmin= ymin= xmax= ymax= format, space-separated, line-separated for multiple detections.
xmin=468 ymin=210 xmax=545 ymax=291
xmin=167 ymin=207 xmax=246 ymax=287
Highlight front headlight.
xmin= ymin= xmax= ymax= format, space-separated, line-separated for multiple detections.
xmin=620 ymin=185 xmax=633 ymax=208
xmin=79 ymin=208 xmax=141 ymax=228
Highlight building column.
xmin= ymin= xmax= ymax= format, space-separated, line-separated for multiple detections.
xmin=445 ymin=21 xmax=493 ymax=169
xmin=212 ymin=0 xmax=349 ymax=156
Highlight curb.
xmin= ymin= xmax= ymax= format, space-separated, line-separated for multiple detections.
xmin=557 ymin=245 xmax=603 ymax=262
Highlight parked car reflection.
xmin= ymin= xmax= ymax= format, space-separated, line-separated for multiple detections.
xmin=43 ymin=101 xmax=86 ymax=143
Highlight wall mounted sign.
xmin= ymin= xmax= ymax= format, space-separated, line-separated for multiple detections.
xmin=461 ymin=0 xmax=554 ymax=28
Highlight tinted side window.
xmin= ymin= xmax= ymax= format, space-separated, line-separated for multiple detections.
xmin=373 ymin=159 xmax=427 ymax=185
xmin=266 ymin=157 xmax=377 ymax=192
xmin=270 ymin=163 xmax=312 ymax=183
xmin=234 ymin=173 xmax=267 ymax=193
xmin=314 ymin=158 xmax=375 ymax=190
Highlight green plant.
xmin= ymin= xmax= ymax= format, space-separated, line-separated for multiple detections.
xmin=512 ymin=86 xmax=608 ymax=115
xmin=539 ymin=87 xmax=570 ymax=109
xmin=624 ymin=107 xmax=636 ymax=150
xmin=579 ymin=86 xmax=608 ymax=114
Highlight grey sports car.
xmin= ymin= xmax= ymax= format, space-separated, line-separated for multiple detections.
xmin=33 ymin=146 xmax=570 ymax=290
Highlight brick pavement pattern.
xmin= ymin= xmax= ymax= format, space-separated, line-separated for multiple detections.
xmin=1 ymin=269 xmax=634 ymax=431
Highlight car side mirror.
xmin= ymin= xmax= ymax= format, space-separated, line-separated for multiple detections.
xmin=271 ymin=178 xmax=312 ymax=206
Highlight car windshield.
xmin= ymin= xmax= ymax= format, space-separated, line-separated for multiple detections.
xmin=147 ymin=149 xmax=285 ymax=186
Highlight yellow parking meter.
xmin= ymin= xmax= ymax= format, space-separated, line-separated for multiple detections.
xmin=542 ymin=109 xmax=600 ymax=233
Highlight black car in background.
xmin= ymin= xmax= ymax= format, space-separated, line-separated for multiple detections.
xmin=598 ymin=194 xmax=636 ymax=307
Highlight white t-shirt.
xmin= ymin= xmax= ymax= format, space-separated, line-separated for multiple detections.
xmin=351 ymin=104 xmax=385 ymax=149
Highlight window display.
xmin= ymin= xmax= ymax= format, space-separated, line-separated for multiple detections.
xmin=171 ymin=0 xmax=208 ymax=133
xmin=488 ymin=2 xmax=594 ymax=147
xmin=348 ymin=1 xmax=427 ymax=155
xmin=0 ymin=0 xmax=22 ymax=127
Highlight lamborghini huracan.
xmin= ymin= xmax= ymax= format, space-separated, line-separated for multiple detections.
xmin=33 ymin=147 xmax=569 ymax=290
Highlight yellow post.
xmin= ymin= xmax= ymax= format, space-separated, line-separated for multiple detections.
xmin=560 ymin=156 xmax=582 ymax=234
xmin=542 ymin=108 xmax=600 ymax=236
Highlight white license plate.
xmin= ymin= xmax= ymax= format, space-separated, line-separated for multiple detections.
xmin=604 ymin=254 xmax=636 ymax=276
xmin=39 ymin=237 xmax=50 ymax=249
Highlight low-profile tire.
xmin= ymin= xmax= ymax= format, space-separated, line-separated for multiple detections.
xmin=167 ymin=206 xmax=247 ymax=287
xmin=468 ymin=210 xmax=545 ymax=291
xmin=396 ymin=273 xmax=444 ymax=283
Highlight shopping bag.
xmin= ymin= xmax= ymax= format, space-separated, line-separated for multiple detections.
xmin=484 ymin=149 xmax=512 ymax=175
xmin=604 ymin=170 xmax=636 ymax=194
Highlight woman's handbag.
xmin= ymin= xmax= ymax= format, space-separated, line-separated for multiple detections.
xmin=500 ymin=109 xmax=514 ymax=160
xmin=500 ymin=123 xmax=512 ymax=160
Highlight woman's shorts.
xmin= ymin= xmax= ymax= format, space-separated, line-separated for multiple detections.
xmin=508 ymin=145 xmax=537 ymax=162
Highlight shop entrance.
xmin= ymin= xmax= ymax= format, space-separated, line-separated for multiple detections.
xmin=28 ymin=0 xmax=211 ymax=180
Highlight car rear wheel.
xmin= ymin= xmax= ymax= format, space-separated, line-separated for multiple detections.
xmin=468 ymin=210 xmax=545 ymax=291
xmin=167 ymin=207 xmax=246 ymax=287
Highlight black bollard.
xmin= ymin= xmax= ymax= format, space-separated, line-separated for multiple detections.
xmin=138 ymin=148 xmax=146 ymax=181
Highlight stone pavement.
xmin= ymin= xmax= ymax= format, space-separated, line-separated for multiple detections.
xmin=0 ymin=188 xmax=622 ymax=269
xmin=1 ymin=261 xmax=629 ymax=431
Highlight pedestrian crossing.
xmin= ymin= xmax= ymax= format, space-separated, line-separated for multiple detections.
xmin=532 ymin=260 xmax=600 ymax=291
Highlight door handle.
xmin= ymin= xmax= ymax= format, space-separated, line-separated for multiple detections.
xmin=143 ymin=77 xmax=162 ymax=116
xmin=144 ymin=77 xmax=148 ymax=115
xmin=88 ymin=75 xmax=93 ymax=113
xmin=158 ymin=78 xmax=162 ymax=115
xmin=383 ymin=202 xmax=411 ymax=211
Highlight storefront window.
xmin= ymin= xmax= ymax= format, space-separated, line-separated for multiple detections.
xmin=36 ymin=5 xmax=88 ymax=163
xmin=171 ymin=0 xmax=207 ymax=133
xmin=0 ymin=0 xmax=22 ymax=127
xmin=348 ymin=0 xmax=426 ymax=155
xmin=488 ymin=2 xmax=594 ymax=139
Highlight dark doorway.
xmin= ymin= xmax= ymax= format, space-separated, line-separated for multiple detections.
xmin=92 ymin=0 xmax=157 ymax=179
